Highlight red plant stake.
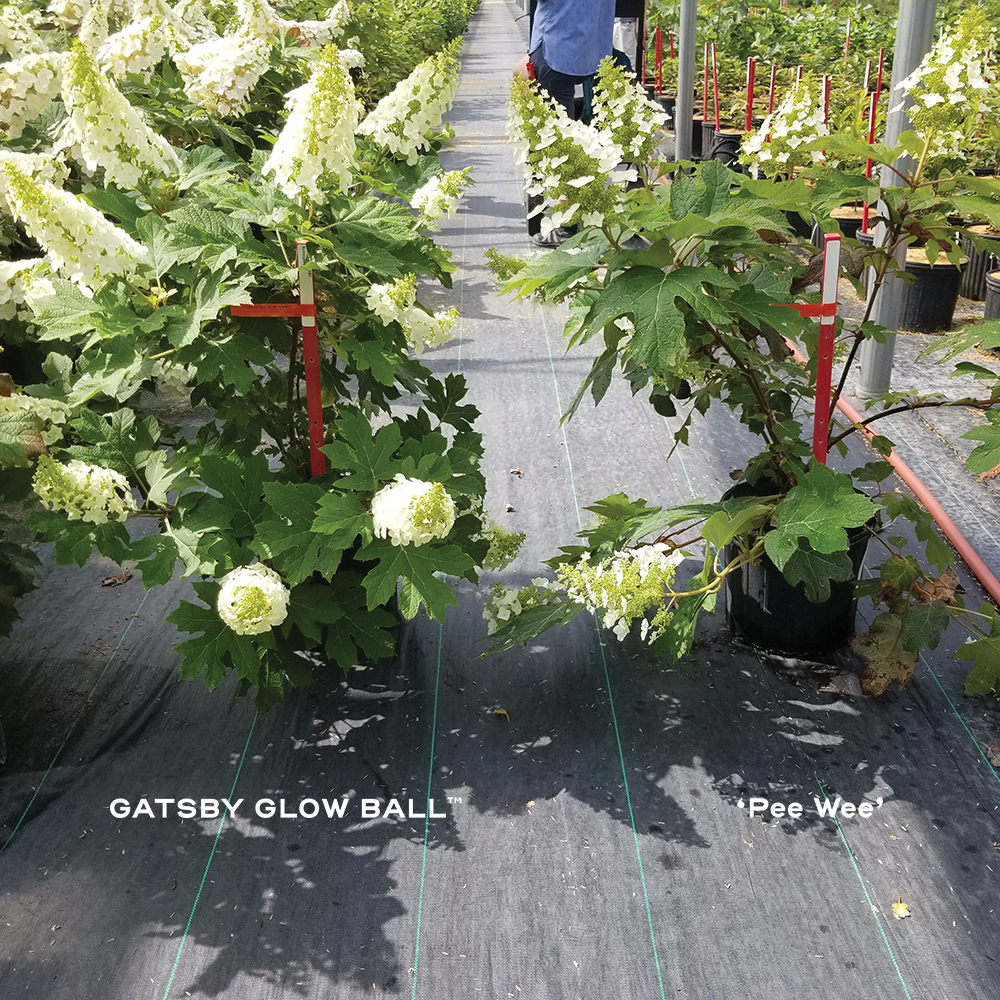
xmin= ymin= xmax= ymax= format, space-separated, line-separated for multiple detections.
xmin=703 ymin=42 xmax=710 ymax=122
xmin=776 ymin=235 xmax=842 ymax=465
xmin=861 ymin=89 xmax=879 ymax=233
xmin=711 ymin=42 xmax=721 ymax=130
xmin=230 ymin=240 xmax=325 ymax=478
xmin=655 ymin=24 xmax=663 ymax=95
xmin=745 ymin=57 xmax=756 ymax=131
xmin=875 ymin=46 xmax=885 ymax=96
xmin=768 ymin=64 xmax=777 ymax=113
xmin=669 ymin=28 xmax=674 ymax=60
xmin=822 ymin=75 xmax=831 ymax=125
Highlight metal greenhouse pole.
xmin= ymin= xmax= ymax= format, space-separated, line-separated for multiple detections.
xmin=674 ymin=0 xmax=697 ymax=161
xmin=856 ymin=0 xmax=939 ymax=397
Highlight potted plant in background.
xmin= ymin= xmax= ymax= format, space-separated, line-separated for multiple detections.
xmin=485 ymin=43 xmax=1000 ymax=699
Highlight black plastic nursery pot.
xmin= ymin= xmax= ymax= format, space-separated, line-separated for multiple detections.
xmin=709 ymin=127 xmax=744 ymax=167
xmin=898 ymin=247 xmax=967 ymax=333
xmin=958 ymin=225 xmax=1000 ymax=301
xmin=721 ymin=485 xmax=873 ymax=656
xmin=984 ymin=269 xmax=1000 ymax=320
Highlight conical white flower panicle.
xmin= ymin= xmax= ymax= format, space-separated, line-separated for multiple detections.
xmin=508 ymin=77 xmax=631 ymax=234
xmin=0 ymin=150 xmax=70 ymax=217
xmin=0 ymin=6 xmax=48 ymax=56
xmin=97 ymin=15 xmax=171 ymax=78
xmin=217 ymin=564 xmax=290 ymax=635
xmin=411 ymin=167 xmax=472 ymax=223
xmin=739 ymin=80 xmax=828 ymax=176
xmin=592 ymin=57 xmax=669 ymax=166
xmin=262 ymin=44 xmax=362 ymax=202
xmin=63 ymin=39 xmax=181 ymax=187
xmin=235 ymin=0 xmax=283 ymax=44
xmin=0 ymin=161 xmax=149 ymax=289
xmin=0 ymin=52 xmax=64 ymax=142
xmin=357 ymin=39 xmax=461 ymax=165
xmin=175 ymin=29 xmax=271 ymax=118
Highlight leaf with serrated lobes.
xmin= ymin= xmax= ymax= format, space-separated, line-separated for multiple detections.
xmin=360 ymin=539 xmax=475 ymax=622
xmin=167 ymin=582 xmax=261 ymax=688
xmin=282 ymin=579 xmax=345 ymax=645
xmin=176 ymin=333 xmax=272 ymax=393
xmin=764 ymin=463 xmax=877 ymax=571
xmin=901 ymin=599 xmax=949 ymax=653
xmin=479 ymin=600 xmax=586 ymax=657
xmin=321 ymin=570 xmax=398 ymax=668
xmin=962 ymin=410 xmax=1000 ymax=476
xmin=196 ymin=452 xmax=269 ymax=540
xmin=252 ymin=482 xmax=365 ymax=585
xmin=0 ymin=409 xmax=45 ymax=466
xmin=956 ymin=607 xmax=1000 ymax=697
xmin=322 ymin=411 xmax=402 ymax=492
xmin=779 ymin=543 xmax=854 ymax=604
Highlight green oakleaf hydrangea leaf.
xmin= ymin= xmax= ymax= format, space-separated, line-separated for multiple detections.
xmin=962 ymin=410 xmax=1000 ymax=475
xmin=479 ymin=600 xmax=586 ymax=657
xmin=764 ymin=464 xmax=877 ymax=571
xmin=322 ymin=411 xmax=402 ymax=492
xmin=0 ymin=409 xmax=45 ymax=466
xmin=779 ymin=543 xmax=855 ymax=604
xmin=956 ymin=606 xmax=1000 ymax=697
xmin=900 ymin=599 xmax=950 ymax=653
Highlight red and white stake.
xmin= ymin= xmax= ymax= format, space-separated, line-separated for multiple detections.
xmin=702 ymin=42 xmax=710 ymax=123
xmin=822 ymin=75 xmax=831 ymax=125
xmin=745 ymin=57 xmax=756 ymax=131
xmin=861 ymin=89 xmax=879 ymax=233
xmin=768 ymin=64 xmax=777 ymax=114
xmin=812 ymin=234 xmax=841 ymax=465
xmin=711 ymin=42 xmax=721 ymax=130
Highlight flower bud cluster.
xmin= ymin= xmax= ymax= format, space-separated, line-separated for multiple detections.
xmin=32 ymin=454 xmax=137 ymax=524
xmin=0 ymin=52 xmax=64 ymax=142
xmin=371 ymin=474 xmax=457 ymax=547
xmin=263 ymin=44 xmax=362 ymax=202
xmin=411 ymin=167 xmax=472 ymax=223
xmin=0 ymin=387 xmax=70 ymax=445
xmin=217 ymin=564 xmax=291 ymax=635
xmin=739 ymin=81 xmax=828 ymax=176
xmin=592 ymin=57 xmax=669 ymax=166
xmin=556 ymin=544 xmax=681 ymax=643
xmin=482 ymin=578 xmax=559 ymax=635
xmin=509 ymin=77 xmax=631 ymax=235
xmin=0 ymin=160 xmax=149 ymax=290
xmin=357 ymin=39 xmax=461 ymax=164
xmin=64 ymin=40 xmax=181 ymax=187
xmin=365 ymin=273 xmax=458 ymax=354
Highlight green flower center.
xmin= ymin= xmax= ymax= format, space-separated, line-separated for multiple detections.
xmin=232 ymin=585 xmax=270 ymax=624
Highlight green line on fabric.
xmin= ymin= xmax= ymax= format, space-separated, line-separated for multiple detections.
xmin=0 ymin=586 xmax=152 ymax=854
xmin=923 ymin=653 xmax=1000 ymax=785
xmin=410 ymin=620 xmax=445 ymax=1000
xmin=539 ymin=307 xmax=668 ymax=1000
xmin=814 ymin=777 xmax=914 ymax=1000
xmin=158 ymin=712 xmax=257 ymax=1000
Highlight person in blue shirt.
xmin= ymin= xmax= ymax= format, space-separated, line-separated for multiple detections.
xmin=528 ymin=0 xmax=617 ymax=119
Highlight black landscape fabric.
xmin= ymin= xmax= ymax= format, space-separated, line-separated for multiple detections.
xmin=3 ymin=3 xmax=1000 ymax=999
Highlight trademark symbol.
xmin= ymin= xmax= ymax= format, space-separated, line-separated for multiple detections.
xmin=447 ymin=796 xmax=463 ymax=805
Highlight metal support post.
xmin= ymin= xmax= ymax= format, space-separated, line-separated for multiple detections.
xmin=856 ymin=0 xmax=938 ymax=398
xmin=674 ymin=0 xmax=696 ymax=162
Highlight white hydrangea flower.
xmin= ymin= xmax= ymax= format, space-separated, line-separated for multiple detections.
xmin=63 ymin=40 xmax=181 ymax=187
xmin=262 ymin=44 xmax=362 ymax=202
xmin=0 ymin=151 xmax=69 ymax=216
xmin=234 ymin=0 xmax=283 ymax=44
xmin=150 ymin=359 xmax=196 ymax=391
xmin=557 ymin=543 xmax=682 ymax=644
xmin=217 ymin=564 xmax=290 ymax=635
xmin=0 ymin=5 xmax=47 ymax=56
xmin=47 ymin=0 xmax=89 ymax=30
xmin=0 ymin=52 xmax=64 ymax=143
xmin=371 ymin=474 xmax=457 ymax=547
xmin=0 ymin=160 xmax=149 ymax=290
xmin=365 ymin=274 xmax=457 ymax=354
xmin=170 ymin=0 xmax=219 ymax=46
xmin=175 ymin=28 xmax=271 ymax=117
xmin=358 ymin=39 xmax=461 ymax=164
xmin=0 ymin=258 xmax=50 ymax=321
xmin=98 ymin=16 xmax=171 ymax=79
xmin=0 ymin=387 xmax=70 ymax=445
xmin=411 ymin=167 xmax=472 ymax=223
xmin=738 ymin=80 xmax=828 ymax=177
xmin=32 ymin=454 xmax=137 ymax=524
xmin=274 ymin=0 xmax=351 ymax=47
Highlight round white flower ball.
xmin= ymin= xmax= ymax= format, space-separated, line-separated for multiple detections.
xmin=217 ymin=564 xmax=290 ymax=635
xmin=371 ymin=474 xmax=457 ymax=547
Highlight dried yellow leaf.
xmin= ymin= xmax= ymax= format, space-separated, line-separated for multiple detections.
xmin=891 ymin=897 xmax=911 ymax=919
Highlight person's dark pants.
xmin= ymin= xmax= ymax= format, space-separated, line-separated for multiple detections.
xmin=526 ymin=49 xmax=587 ymax=236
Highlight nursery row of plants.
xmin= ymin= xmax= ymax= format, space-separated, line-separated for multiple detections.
xmin=645 ymin=0 xmax=1000 ymax=170
xmin=0 ymin=0 xmax=488 ymax=710
xmin=487 ymin=10 xmax=1000 ymax=700
xmin=4 ymin=0 xmax=1000 ymax=712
